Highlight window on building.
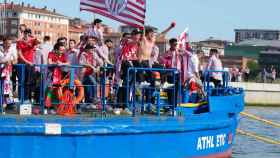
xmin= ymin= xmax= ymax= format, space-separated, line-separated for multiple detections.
xmin=12 ymin=12 xmax=17 ymax=17
xmin=11 ymin=28 xmax=17 ymax=34
xmin=11 ymin=20 xmax=18 ymax=25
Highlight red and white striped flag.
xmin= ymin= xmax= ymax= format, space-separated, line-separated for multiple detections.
xmin=80 ymin=0 xmax=146 ymax=28
xmin=178 ymin=27 xmax=191 ymax=50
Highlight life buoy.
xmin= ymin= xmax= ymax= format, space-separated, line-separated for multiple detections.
xmin=57 ymin=79 xmax=84 ymax=104
xmin=56 ymin=79 xmax=84 ymax=116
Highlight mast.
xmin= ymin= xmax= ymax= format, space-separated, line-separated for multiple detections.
xmin=2 ymin=0 xmax=7 ymax=36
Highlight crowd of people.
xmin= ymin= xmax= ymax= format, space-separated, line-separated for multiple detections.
xmin=261 ymin=66 xmax=277 ymax=83
xmin=0 ymin=19 xmax=225 ymax=115
xmin=226 ymin=66 xmax=250 ymax=82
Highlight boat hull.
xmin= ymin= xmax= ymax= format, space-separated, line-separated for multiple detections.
xmin=0 ymin=113 xmax=237 ymax=158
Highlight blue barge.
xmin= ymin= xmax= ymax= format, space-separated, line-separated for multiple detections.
xmin=0 ymin=66 xmax=244 ymax=158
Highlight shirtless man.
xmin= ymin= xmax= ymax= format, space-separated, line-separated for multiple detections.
xmin=136 ymin=23 xmax=175 ymax=86
xmin=138 ymin=22 xmax=176 ymax=62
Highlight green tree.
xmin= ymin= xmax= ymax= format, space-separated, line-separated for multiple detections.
xmin=247 ymin=60 xmax=260 ymax=81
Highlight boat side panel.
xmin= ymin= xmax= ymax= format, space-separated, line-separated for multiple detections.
xmin=0 ymin=125 xmax=236 ymax=158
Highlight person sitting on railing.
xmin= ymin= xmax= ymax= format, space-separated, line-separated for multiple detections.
xmin=16 ymin=28 xmax=39 ymax=102
xmin=48 ymin=42 xmax=70 ymax=85
xmin=79 ymin=44 xmax=102 ymax=108
xmin=0 ymin=36 xmax=18 ymax=111
xmin=206 ymin=49 xmax=223 ymax=87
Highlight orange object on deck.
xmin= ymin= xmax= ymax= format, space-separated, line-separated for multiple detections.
xmin=57 ymin=79 xmax=84 ymax=116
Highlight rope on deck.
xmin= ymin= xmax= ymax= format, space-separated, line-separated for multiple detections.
xmin=241 ymin=112 xmax=280 ymax=128
xmin=237 ymin=129 xmax=280 ymax=145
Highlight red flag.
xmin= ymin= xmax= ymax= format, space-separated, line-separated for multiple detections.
xmin=80 ymin=0 xmax=146 ymax=28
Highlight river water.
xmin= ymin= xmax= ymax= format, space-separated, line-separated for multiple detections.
xmin=233 ymin=106 xmax=280 ymax=158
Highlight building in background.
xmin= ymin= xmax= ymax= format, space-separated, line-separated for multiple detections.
xmin=68 ymin=18 xmax=87 ymax=42
xmin=192 ymin=37 xmax=230 ymax=56
xmin=225 ymin=39 xmax=280 ymax=59
xmin=0 ymin=2 xmax=69 ymax=43
xmin=235 ymin=29 xmax=280 ymax=43
xmin=68 ymin=25 xmax=86 ymax=43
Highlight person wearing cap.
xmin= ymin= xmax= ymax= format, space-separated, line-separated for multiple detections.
xmin=16 ymin=28 xmax=39 ymax=102
xmin=85 ymin=18 xmax=104 ymax=45
xmin=207 ymin=49 xmax=223 ymax=87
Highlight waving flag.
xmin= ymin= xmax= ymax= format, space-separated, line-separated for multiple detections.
xmin=178 ymin=27 xmax=191 ymax=50
xmin=80 ymin=0 xmax=146 ymax=28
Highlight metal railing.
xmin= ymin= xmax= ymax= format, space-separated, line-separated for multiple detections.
xmin=0 ymin=64 xmax=180 ymax=117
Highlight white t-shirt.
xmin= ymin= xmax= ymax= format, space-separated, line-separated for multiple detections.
xmin=40 ymin=42 xmax=53 ymax=64
xmin=0 ymin=46 xmax=17 ymax=64
xmin=187 ymin=53 xmax=199 ymax=78
xmin=207 ymin=55 xmax=223 ymax=80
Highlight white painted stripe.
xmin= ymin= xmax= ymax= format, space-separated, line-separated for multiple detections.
xmin=122 ymin=10 xmax=144 ymax=22
xmin=80 ymin=1 xmax=144 ymax=26
xmin=126 ymin=4 xmax=145 ymax=17
xmin=81 ymin=4 xmax=144 ymax=25
xmin=81 ymin=0 xmax=106 ymax=8
xmin=129 ymin=0 xmax=145 ymax=9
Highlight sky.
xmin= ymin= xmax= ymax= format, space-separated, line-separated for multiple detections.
xmin=9 ymin=0 xmax=280 ymax=41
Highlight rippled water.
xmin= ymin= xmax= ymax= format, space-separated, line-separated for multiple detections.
xmin=233 ymin=106 xmax=280 ymax=158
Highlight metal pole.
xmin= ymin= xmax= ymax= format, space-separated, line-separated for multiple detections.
xmin=3 ymin=0 xmax=7 ymax=35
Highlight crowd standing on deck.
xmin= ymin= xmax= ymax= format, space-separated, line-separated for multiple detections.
xmin=0 ymin=19 xmax=226 ymax=114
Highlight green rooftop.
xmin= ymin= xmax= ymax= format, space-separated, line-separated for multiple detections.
xmin=225 ymin=45 xmax=267 ymax=59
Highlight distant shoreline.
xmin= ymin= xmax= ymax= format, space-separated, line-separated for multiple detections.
xmin=246 ymin=103 xmax=280 ymax=107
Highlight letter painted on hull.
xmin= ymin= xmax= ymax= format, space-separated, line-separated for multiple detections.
xmin=197 ymin=134 xmax=228 ymax=151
